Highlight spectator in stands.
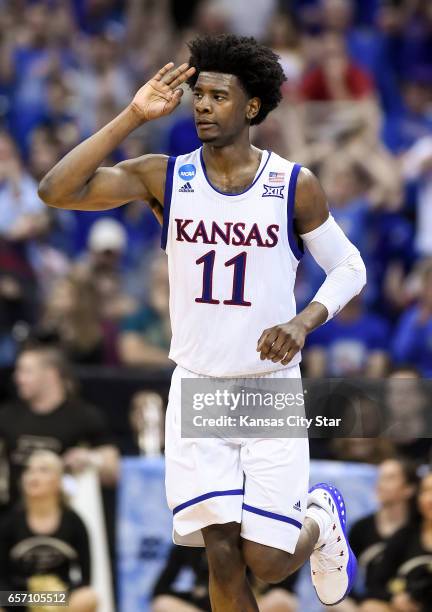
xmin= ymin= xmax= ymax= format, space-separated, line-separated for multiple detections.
xmin=77 ymin=218 xmax=138 ymax=322
xmin=396 ymin=0 xmax=432 ymax=80
xmin=35 ymin=273 xmax=118 ymax=365
xmin=300 ymin=32 xmax=374 ymax=101
xmin=265 ymin=11 xmax=304 ymax=88
xmin=305 ymin=296 xmax=390 ymax=377
xmin=297 ymin=29 xmax=381 ymax=154
xmin=331 ymin=438 xmax=395 ymax=466
xmin=28 ymin=127 xmax=64 ymax=184
xmin=73 ymin=30 xmax=133 ymax=136
xmin=151 ymin=545 xmax=210 ymax=612
xmin=402 ymin=137 xmax=432 ymax=257
xmin=0 ymin=450 xmax=97 ymax=612
xmin=392 ymin=259 xmax=432 ymax=377
xmin=119 ymin=253 xmax=171 ymax=367
xmin=330 ymin=390 xmax=395 ymax=464
xmin=128 ymin=391 xmax=165 ymax=456
xmin=382 ymin=72 xmax=432 ymax=154
xmin=0 ymin=130 xmax=49 ymax=241
xmin=362 ymin=470 xmax=432 ymax=612
xmin=0 ymin=130 xmax=51 ymax=365
xmin=7 ymin=2 xmax=76 ymax=151
xmin=384 ymin=367 xmax=431 ymax=465
xmin=0 ymin=344 xmax=119 ymax=513
xmin=338 ymin=458 xmax=419 ymax=611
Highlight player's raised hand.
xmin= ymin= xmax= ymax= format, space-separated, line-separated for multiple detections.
xmin=257 ymin=319 xmax=308 ymax=365
xmin=130 ymin=62 xmax=196 ymax=122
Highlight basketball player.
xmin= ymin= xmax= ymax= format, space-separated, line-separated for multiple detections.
xmin=39 ymin=35 xmax=366 ymax=610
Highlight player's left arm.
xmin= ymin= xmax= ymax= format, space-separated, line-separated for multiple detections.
xmin=257 ymin=168 xmax=366 ymax=364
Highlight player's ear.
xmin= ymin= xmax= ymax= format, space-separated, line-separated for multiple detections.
xmin=246 ymin=97 xmax=260 ymax=122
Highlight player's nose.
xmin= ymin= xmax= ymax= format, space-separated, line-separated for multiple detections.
xmin=195 ymin=94 xmax=212 ymax=113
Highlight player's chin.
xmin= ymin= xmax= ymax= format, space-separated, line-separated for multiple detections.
xmin=196 ymin=126 xmax=220 ymax=142
xmin=198 ymin=133 xmax=220 ymax=144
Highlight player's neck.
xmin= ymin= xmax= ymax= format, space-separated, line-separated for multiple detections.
xmin=202 ymin=135 xmax=259 ymax=176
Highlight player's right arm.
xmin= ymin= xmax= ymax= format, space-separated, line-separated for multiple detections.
xmin=38 ymin=62 xmax=195 ymax=212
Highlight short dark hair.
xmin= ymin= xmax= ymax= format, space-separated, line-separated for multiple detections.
xmin=18 ymin=342 xmax=78 ymax=396
xmin=187 ymin=34 xmax=286 ymax=125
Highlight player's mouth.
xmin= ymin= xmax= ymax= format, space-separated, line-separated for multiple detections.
xmin=196 ymin=121 xmax=217 ymax=129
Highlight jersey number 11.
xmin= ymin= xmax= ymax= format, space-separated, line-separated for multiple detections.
xmin=195 ymin=250 xmax=251 ymax=307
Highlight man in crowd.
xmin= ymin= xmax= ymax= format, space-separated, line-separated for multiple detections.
xmin=0 ymin=343 xmax=119 ymax=512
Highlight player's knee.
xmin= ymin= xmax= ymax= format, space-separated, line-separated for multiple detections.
xmin=204 ymin=523 xmax=244 ymax=583
xmin=208 ymin=538 xmax=244 ymax=582
xmin=251 ymin=561 xmax=290 ymax=584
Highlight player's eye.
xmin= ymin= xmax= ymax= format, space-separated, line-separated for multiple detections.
xmin=214 ymin=95 xmax=225 ymax=101
xmin=193 ymin=93 xmax=203 ymax=100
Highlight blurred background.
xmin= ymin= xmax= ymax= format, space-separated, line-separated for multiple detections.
xmin=0 ymin=0 xmax=431 ymax=611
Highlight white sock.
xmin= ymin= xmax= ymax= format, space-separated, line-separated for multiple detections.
xmin=305 ymin=504 xmax=331 ymax=548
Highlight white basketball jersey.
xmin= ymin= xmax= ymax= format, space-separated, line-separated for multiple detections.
xmin=161 ymin=147 xmax=304 ymax=377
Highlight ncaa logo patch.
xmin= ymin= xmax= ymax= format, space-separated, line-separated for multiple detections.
xmin=178 ymin=164 xmax=196 ymax=181
xmin=262 ymin=184 xmax=285 ymax=199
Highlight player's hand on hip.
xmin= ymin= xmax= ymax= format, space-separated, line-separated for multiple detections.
xmin=257 ymin=319 xmax=307 ymax=365
xmin=130 ymin=62 xmax=196 ymax=122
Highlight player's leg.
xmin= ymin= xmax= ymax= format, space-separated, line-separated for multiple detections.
xmin=165 ymin=366 xmax=253 ymax=610
xmin=242 ymin=479 xmax=357 ymax=606
xmin=241 ymin=434 xmax=357 ymax=605
xmin=240 ymin=428 xmax=313 ymax=579
xmin=202 ymin=521 xmax=259 ymax=612
xmin=242 ymin=516 xmax=319 ymax=583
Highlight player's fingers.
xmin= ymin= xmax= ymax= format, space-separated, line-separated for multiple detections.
xmin=164 ymin=88 xmax=184 ymax=111
xmin=152 ymin=62 xmax=174 ymax=82
xmin=259 ymin=329 xmax=280 ymax=360
xmin=281 ymin=347 xmax=300 ymax=366
xmin=266 ymin=332 xmax=288 ymax=359
xmin=270 ymin=339 xmax=293 ymax=363
xmin=162 ymin=63 xmax=190 ymax=86
xmin=169 ymin=66 xmax=196 ymax=90
xmin=256 ymin=329 xmax=268 ymax=351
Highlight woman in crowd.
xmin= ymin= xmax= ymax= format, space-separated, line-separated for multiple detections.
xmin=360 ymin=470 xmax=432 ymax=612
xmin=332 ymin=457 xmax=419 ymax=612
xmin=0 ymin=450 xmax=97 ymax=612
xmin=36 ymin=273 xmax=114 ymax=365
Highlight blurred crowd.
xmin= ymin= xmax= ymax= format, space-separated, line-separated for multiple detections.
xmin=0 ymin=0 xmax=431 ymax=378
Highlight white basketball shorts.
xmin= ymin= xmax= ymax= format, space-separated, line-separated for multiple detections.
xmin=165 ymin=364 xmax=309 ymax=554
